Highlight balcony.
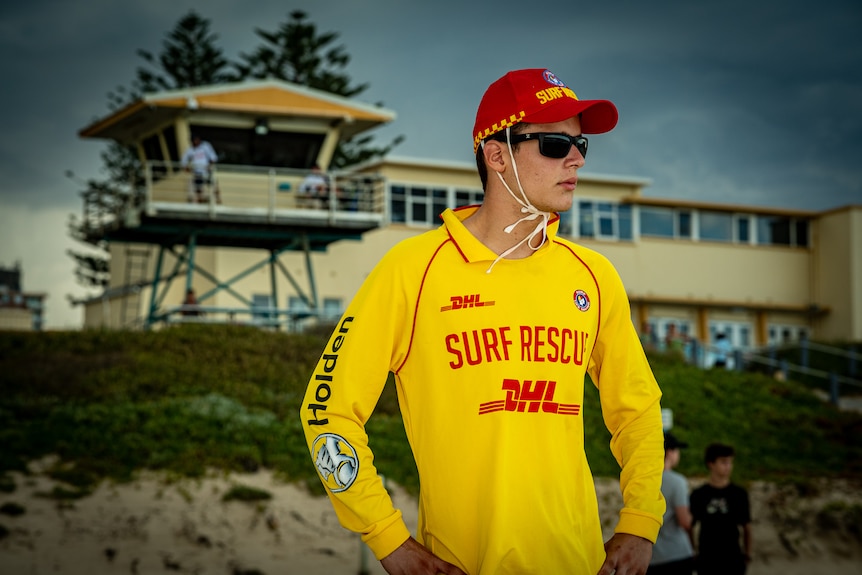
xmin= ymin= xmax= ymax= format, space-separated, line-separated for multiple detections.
xmin=74 ymin=162 xmax=387 ymax=251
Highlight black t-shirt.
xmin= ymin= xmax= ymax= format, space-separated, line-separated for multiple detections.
xmin=690 ymin=482 xmax=751 ymax=560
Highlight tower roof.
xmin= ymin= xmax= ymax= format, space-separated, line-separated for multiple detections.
xmin=79 ymin=79 xmax=396 ymax=143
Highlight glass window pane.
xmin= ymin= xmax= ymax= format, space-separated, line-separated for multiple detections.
xmin=411 ymin=202 xmax=428 ymax=222
xmin=618 ymin=205 xmax=632 ymax=240
xmin=599 ymin=215 xmax=614 ymax=236
xmin=758 ymin=216 xmax=791 ymax=245
xmin=736 ymin=216 xmax=749 ymax=242
xmin=640 ymin=207 xmax=674 ymax=237
xmin=677 ymin=211 xmax=692 ymax=238
xmin=391 ymin=199 xmax=405 ymax=222
xmin=700 ymin=211 xmax=733 ymax=242
xmin=558 ymin=210 xmax=573 ymax=236
xmin=433 ymin=199 xmax=447 ymax=221
xmin=322 ymin=297 xmax=342 ymax=320
xmin=795 ymin=220 xmax=809 ymax=247
xmin=579 ymin=201 xmax=594 ymax=237
xmin=390 ymin=186 xmax=406 ymax=223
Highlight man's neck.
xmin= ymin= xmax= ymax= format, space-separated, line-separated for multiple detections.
xmin=708 ymin=476 xmax=731 ymax=488
xmin=463 ymin=199 xmax=548 ymax=260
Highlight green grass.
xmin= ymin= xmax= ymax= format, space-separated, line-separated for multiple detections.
xmin=0 ymin=326 xmax=859 ymax=497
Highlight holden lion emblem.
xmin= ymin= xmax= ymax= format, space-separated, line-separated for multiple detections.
xmin=312 ymin=433 xmax=359 ymax=493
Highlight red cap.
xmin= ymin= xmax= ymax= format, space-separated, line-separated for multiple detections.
xmin=473 ymin=68 xmax=618 ymax=153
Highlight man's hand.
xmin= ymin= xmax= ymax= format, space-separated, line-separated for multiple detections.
xmin=597 ymin=533 xmax=653 ymax=575
xmin=380 ymin=537 xmax=467 ymax=575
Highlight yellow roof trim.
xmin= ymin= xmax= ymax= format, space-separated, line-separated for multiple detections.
xmin=79 ymin=80 xmax=395 ymax=140
xmin=79 ymin=101 xmax=148 ymax=138
xmin=153 ymin=86 xmax=392 ymax=122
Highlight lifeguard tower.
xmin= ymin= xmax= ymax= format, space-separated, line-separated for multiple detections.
xmin=73 ymin=80 xmax=395 ymax=330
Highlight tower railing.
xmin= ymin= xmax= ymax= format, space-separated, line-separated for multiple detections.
xmin=73 ymin=162 xmax=387 ymax=244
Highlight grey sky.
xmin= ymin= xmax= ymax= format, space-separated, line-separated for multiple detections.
xmin=1 ymin=0 xmax=860 ymax=328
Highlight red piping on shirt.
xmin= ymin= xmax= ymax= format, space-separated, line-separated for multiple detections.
xmin=395 ymin=237 xmax=452 ymax=374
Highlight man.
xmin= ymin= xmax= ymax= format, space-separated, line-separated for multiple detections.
xmin=690 ymin=443 xmax=752 ymax=575
xmin=298 ymin=164 xmax=330 ymax=209
xmin=300 ymin=68 xmax=665 ymax=574
xmin=648 ymin=433 xmax=694 ymax=575
xmin=181 ymin=134 xmax=219 ymax=203
xmin=712 ymin=332 xmax=732 ymax=369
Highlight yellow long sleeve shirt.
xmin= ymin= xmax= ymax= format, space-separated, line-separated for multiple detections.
xmin=301 ymin=206 xmax=665 ymax=574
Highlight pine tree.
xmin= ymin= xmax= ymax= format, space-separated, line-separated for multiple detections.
xmin=71 ymin=11 xmax=232 ymax=290
xmin=108 ymin=10 xmax=231 ymax=109
xmin=235 ymin=10 xmax=366 ymax=96
xmin=236 ymin=10 xmax=403 ymax=168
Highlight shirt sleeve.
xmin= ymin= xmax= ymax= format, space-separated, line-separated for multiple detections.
xmin=204 ymin=142 xmax=217 ymax=163
xmin=299 ymin=243 xmax=418 ymax=560
xmin=587 ymin=259 xmax=666 ymax=543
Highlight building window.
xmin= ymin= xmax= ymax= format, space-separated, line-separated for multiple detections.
xmin=322 ymin=297 xmax=343 ymax=321
xmin=390 ymin=185 xmax=406 ymax=223
xmin=410 ymin=187 xmax=429 ymax=223
xmin=767 ymin=324 xmax=809 ymax=346
xmin=677 ymin=211 xmax=692 ymax=238
xmin=390 ymin=184 xmax=482 ymax=226
xmin=756 ymin=216 xmax=810 ymax=247
xmin=699 ymin=210 xmax=734 ymax=242
xmin=640 ymin=206 xmax=675 ymax=238
xmin=758 ymin=216 xmax=790 ymax=245
xmin=251 ymin=294 xmax=275 ymax=323
xmin=191 ymin=125 xmax=324 ymax=170
xmin=618 ymin=204 xmax=633 ymax=240
xmin=574 ymin=201 xmax=632 ymax=241
xmin=455 ymin=189 xmax=483 ymax=207
xmin=795 ymin=219 xmax=809 ymax=247
xmin=735 ymin=215 xmax=750 ymax=243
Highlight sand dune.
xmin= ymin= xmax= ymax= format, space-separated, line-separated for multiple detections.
xmin=1 ymin=461 xmax=859 ymax=574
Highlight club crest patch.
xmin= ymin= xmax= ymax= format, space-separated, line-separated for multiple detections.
xmin=312 ymin=433 xmax=359 ymax=493
xmin=573 ymin=289 xmax=591 ymax=311
xmin=543 ymin=69 xmax=567 ymax=88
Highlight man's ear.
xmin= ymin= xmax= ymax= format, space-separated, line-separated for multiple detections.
xmin=482 ymin=139 xmax=508 ymax=174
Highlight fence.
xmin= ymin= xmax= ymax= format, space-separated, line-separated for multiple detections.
xmin=680 ymin=337 xmax=862 ymax=405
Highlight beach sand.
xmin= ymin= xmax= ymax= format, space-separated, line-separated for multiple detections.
xmin=1 ymin=460 xmax=860 ymax=574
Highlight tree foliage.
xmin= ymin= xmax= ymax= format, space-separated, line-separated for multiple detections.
xmin=235 ymin=10 xmax=402 ymax=168
xmin=72 ymin=11 xmax=232 ymax=291
xmin=235 ymin=10 xmax=366 ymax=97
xmin=107 ymin=10 xmax=231 ymax=110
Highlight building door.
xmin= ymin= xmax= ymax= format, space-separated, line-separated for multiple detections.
xmin=707 ymin=321 xmax=753 ymax=369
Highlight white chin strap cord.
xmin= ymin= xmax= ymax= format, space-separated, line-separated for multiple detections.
xmin=484 ymin=127 xmax=551 ymax=273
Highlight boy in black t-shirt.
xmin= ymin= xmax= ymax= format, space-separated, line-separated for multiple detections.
xmin=690 ymin=443 xmax=752 ymax=575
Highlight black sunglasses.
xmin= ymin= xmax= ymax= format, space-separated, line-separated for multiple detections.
xmin=488 ymin=132 xmax=589 ymax=159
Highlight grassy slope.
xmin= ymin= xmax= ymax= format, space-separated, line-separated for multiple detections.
xmin=0 ymin=326 xmax=859 ymax=497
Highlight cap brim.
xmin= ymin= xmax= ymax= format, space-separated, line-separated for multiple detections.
xmin=526 ymin=99 xmax=618 ymax=134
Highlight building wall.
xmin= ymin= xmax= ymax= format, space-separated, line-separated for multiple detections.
xmin=590 ymin=239 xmax=811 ymax=306
xmin=0 ymin=307 xmax=35 ymax=331
xmin=813 ymin=207 xmax=862 ymax=340
xmin=81 ymin=165 xmax=858 ymax=345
